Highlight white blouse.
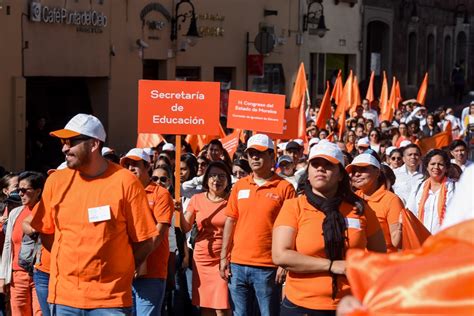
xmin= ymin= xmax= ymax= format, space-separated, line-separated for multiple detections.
xmin=406 ymin=178 xmax=455 ymax=234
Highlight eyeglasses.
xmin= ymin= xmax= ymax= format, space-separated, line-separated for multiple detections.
xmin=18 ymin=187 xmax=34 ymax=194
xmin=390 ymin=156 xmax=402 ymax=161
xmin=208 ymin=173 xmax=227 ymax=180
xmin=60 ymin=136 xmax=92 ymax=147
xmin=151 ymin=176 xmax=169 ymax=183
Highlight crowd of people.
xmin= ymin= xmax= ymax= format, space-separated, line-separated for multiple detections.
xmin=0 ymin=96 xmax=472 ymax=316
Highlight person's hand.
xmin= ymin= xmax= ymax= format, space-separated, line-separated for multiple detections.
xmin=330 ymin=260 xmax=346 ymax=275
xmin=0 ymin=279 xmax=5 ymax=294
xmin=219 ymin=258 xmax=231 ymax=281
xmin=275 ymin=266 xmax=287 ymax=284
xmin=0 ymin=215 xmax=7 ymax=225
xmin=174 ymin=200 xmax=182 ymax=212
xmin=336 ymin=295 xmax=367 ymax=316
xmin=181 ymin=254 xmax=189 ymax=271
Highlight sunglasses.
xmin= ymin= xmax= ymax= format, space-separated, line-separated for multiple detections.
xmin=391 ymin=156 xmax=402 ymax=161
xmin=18 ymin=187 xmax=34 ymax=194
xmin=60 ymin=136 xmax=92 ymax=147
xmin=151 ymin=176 xmax=169 ymax=183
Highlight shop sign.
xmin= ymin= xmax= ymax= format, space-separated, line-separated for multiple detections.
xmin=29 ymin=2 xmax=107 ymax=32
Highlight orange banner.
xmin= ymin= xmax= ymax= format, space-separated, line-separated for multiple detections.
xmin=138 ymin=80 xmax=220 ymax=135
xmin=265 ymin=108 xmax=299 ymax=140
xmin=220 ymin=129 xmax=241 ymax=158
xmin=227 ymin=90 xmax=285 ymax=134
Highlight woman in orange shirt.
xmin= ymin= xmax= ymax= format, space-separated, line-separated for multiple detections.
xmin=347 ymin=150 xmax=403 ymax=252
xmin=272 ymin=141 xmax=386 ymax=315
xmin=0 ymin=171 xmax=45 ymax=316
xmin=179 ymin=161 xmax=232 ymax=316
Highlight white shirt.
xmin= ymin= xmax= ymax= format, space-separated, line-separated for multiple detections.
xmin=362 ymin=109 xmax=379 ymax=127
xmin=393 ymin=165 xmax=424 ymax=205
xmin=406 ymin=178 xmax=455 ymax=234
xmin=441 ymin=165 xmax=474 ymax=230
xmin=450 ymin=159 xmax=473 ymax=171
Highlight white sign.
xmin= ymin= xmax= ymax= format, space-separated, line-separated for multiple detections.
xmin=30 ymin=2 xmax=108 ymax=28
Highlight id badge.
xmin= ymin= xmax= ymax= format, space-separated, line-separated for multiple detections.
xmin=88 ymin=205 xmax=111 ymax=223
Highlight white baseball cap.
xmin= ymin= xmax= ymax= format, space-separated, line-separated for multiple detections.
xmin=246 ymin=134 xmax=274 ymax=152
xmin=292 ymin=139 xmax=304 ymax=146
xmin=101 ymin=147 xmax=114 ymax=156
xmin=399 ymin=140 xmax=412 ymax=148
xmin=143 ymin=148 xmax=154 ymax=156
xmin=120 ymin=148 xmax=151 ymax=165
xmin=277 ymin=142 xmax=288 ymax=151
xmin=309 ymin=137 xmax=320 ymax=148
xmin=162 ymin=143 xmax=175 ymax=151
xmin=308 ymin=140 xmax=345 ymax=166
xmin=357 ymin=137 xmax=370 ymax=148
xmin=345 ymin=153 xmax=381 ymax=173
xmin=50 ymin=113 xmax=106 ymax=142
xmin=386 ymin=146 xmax=397 ymax=156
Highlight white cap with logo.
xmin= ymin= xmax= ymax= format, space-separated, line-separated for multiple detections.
xmin=246 ymin=134 xmax=274 ymax=152
xmin=120 ymin=148 xmax=151 ymax=165
xmin=50 ymin=113 xmax=106 ymax=142
xmin=308 ymin=140 xmax=345 ymax=166
xmin=345 ymin=153 xmax=381 ymax=173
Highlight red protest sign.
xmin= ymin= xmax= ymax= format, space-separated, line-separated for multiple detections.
xmin=265 ymin=108 xmax=299 ymax=140
xmin=226 ymin=90 xmax=285 ymax=134
xmin=138 ymin=80 xmax=220 ymax=135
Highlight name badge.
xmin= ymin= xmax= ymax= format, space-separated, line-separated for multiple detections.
xmin=238 ymin=189 xmax=250 ymax=200
xmin=346 ymin=218 xmax=361 ymax=230
xmin=88 ymin=205 xmax=111 ymax=223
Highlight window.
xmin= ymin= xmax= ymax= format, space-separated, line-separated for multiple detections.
xmin=176 ymin=67 xmax=201 ymax=81
xmin=407 ymin=32 xmax=417 ymax=85
xmin=443 ymin=36 xmax=452 ymax=83
xmin=251 ymin=64 xmax=285 ymax=94
xmin=426 ymin=34 xmax=435 ymax=81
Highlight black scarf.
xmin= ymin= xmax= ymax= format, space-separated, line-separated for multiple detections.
xmin=304 ymin=181 xmax=347 ymax=299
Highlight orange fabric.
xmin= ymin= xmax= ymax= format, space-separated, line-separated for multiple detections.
xmin=356 ymin=185 xmax=403 ymax=252
xmin=297 ymin=98 xmax=308 ymax=142
xmin=315 ymin=82 xmax=331 ymax=130
xmin=136 ymin=133 xmax=164 ymax=148
xmin=30 ymin=163 xmax=158 ymax=308
xmin=416 ymin=72 xmax=428 ymax=105
xmin=395 ymin=135 xmax=409 ymax=148
xmin=395 ymin=80 xmax=402 ymax=109
xmin=289 ymin=62 xmax=308 ymax=109
xmin=274 ymin=195 xmax=382 ymax=310
xmin=401 ymin=208 xmax=431 ymax=250
xmin=226 ymin=174 xmax=296 ymax=267
xmin=331 ymin=70 xmax=343 ymax=106
xmin=338 ymin=108 xmax=346 ymax=141
xmin=10 ymin=270 xmax=41 ymax=316
xmin=346 ymin=220 xmax=474 ymax=315
xmin=417 ymin=130 xmax=452 ymax=155
xmin=335 ymin=70 xmax=353 ymax=119
xmin=220 ymin=129 xmax=240 ymax=158
xmin=380 ymin=77 xmax=396 ymax=122
xmin=417 ymin=177 xmax=448 ymax=226
xmin=349 ymin=75 xmax=361 ymax=114
xmin=12 ymin=206 xmax=32 ymax=271
xmin=186 ymin=193 xmax=230 ymax=309
xmin=35 ymin=245 xmax=51 ymax=274
xmin=142 ymin=182 xmax=173 ymax=279
xmin=365 ymin=71 xmax=375 ymax=103
xmin=378 ymin=71 xmax=388 ymax=122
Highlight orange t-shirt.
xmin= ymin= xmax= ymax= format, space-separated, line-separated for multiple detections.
xmin=226 ymin=174 xmax=296 ymax=267
xmin=12 ymin=206 xmax=32 ymax=271
xmin=142 ymin=182 xmax=173 ymax=279
xmin=356 ymin=185 xmax=403 ymax=253
xmin=274 ymin=195 xmax=381 ymax=310
xmin=35 ymin=245 xmax=51 ymax=274
xmin=30 ymin=162 xmax=158 ymax=309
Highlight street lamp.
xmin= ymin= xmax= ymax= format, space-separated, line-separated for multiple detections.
xmin=170 ymin=0 xmax=200 ymax=45
xmin=303 ymin=0 xmax=329 ymax=38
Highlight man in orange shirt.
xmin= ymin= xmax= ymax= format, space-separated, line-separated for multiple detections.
xmin=30 ymin=114 xmax=157 ymax=315
xmin=220 ymin=134 xmax=296 ymax=316
xmin=120 ymin=148 xmax=174 ymax=316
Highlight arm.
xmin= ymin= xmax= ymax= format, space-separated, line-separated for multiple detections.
xmin=181 ymin=176 xmax=204 ymax=199
xmin=152 ymin=222 xmax=170 ymax=250
xmin=219 ymin=216 xmax=237 ymax=280
xmin=272 ymin=226 xmax=345 ymax=274
xmin=132 ymin=238 xmax=154 ymax=269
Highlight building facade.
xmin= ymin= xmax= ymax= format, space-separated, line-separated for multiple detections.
xmin=0 ymin=0 xmax=362 ymax=172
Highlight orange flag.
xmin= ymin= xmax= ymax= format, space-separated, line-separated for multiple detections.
xmin=380 ymin=77 xmax=397 ymax=122
xmin=334 ymin=70 xmax=353 ymax=119
xmin=331 ymin=70 xmax=343 ymax=106
xmin=289 ymin=62 xmax=308 ymax=109
xmin=338 ymin=108 xmax=346 ymax=140
xmin=136 ymin=133 xmax=164 ymax=148
xmin=416 ymin=72 xmax=428 ymax=105
xmin=349 ymin=75 xmax=362 ymax=114
xmin=326 ymin=132 xmax=335 ymax=142
xmin=378 ymin=71 xmax=388 ymax=121
xmin=346 ymin=220 xmax=474 ymax=315
xmin=401 ymin=208 xmax=431 ymax=250
xmin=220 ymin=129 xmax=240 ymax=158
xmin=417 ymin=129 xmax=453 ymax=155
xmin=365 ymin=70 xmax=375 ymax=103
xmin=315 ymin=81 xmax=331 ymax=130
xmin=395 ymin=80 xmax=402 ymax=109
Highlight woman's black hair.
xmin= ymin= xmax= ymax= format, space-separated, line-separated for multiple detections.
xmin=422 ymin=149 xmax=451 ymax=179
xmin=449 ymin=139 xmax=468 ymax=151
xmin=208 ymin=139 xmax=233 ymax=169
xmin=381 ymin=164 xmax=396 ymax=191
xmin=180 ymin=153 xmax=198 ymax=181
xmin=154 ymin=154 xmax=172 ymax=169
xmin=202 ymin=161 xmax=233 ymax=193
xmin=19 ymin=171 xmax=45 ymax=192
xmin=154 ymin=165 xmax=175 ymax=196
xmin=337 ymin=165 xmax=365 ymax=215
xmin=389 ymin=148 xmax=402 ymax=157
xmin=0 ymin=173 xmax=18 ymax=201
xmin=232 ymin=158 xmax=251 ymax=174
